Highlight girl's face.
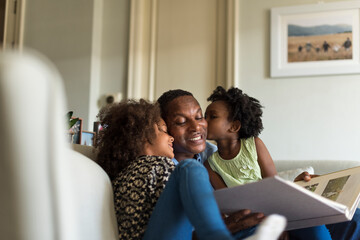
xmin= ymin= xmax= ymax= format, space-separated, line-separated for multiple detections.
xmin=205 ymin=100 xmax=233 ymax=141
xmin=150 ymin=118 xmax=175 ymax=159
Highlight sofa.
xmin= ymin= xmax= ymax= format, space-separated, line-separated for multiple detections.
xmin=71 ymin=143 xmax=360 ymax=181
xmin=0 ymin=51 xmax=118 ymax=240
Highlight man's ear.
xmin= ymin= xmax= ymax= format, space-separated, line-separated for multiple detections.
xmin=229 ymin=120 xmax=241 ymax=133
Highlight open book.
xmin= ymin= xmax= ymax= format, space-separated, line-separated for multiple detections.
xmin=214 ymin=166 xmax=360 ymax=230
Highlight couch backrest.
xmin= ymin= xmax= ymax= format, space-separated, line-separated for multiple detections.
xmin=275 ymin=159 xmax=360 ymax=176
xmin=64 ymin=149 xmax=118 ymax=240
xmin=73 ymin=144 xmax=360 ymax=177
xmin=0 ymin=51 xmax=117 ymax=240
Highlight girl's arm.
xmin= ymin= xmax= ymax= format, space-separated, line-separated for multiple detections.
xmin=255 ymin=137 xmax=277 ymax=178
xmin=203 ymin=160 xmax=227 ymax=190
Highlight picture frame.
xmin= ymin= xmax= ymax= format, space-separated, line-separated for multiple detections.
xmin=271 ymin=1 xmax=360 ymax=77
xmin=69 ymin=117 xmax=83 ymax=144
xmin=81 ymin=131 xmax=96 ymax=146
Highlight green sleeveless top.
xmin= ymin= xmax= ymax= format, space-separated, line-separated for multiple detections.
xmin=208 ymin=137 xmax=262 ymax=187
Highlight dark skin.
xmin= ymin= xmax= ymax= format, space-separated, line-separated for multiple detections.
xmin=164 ymin=96 xmax=316 ymax=240
xmin=164 ymin=95 xmax=208 ymax=161
xmin=204 ymin=99 xmax=289 ymax=239
xmin=204 ymin=100 xmax=277 ymax=189
xmin=294 ymin=171 xmax=317 ymax=182
xmin=163 ymin=95 xmax=265 ymax=234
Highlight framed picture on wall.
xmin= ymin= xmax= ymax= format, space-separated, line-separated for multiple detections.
xmin=81 ymin=131 xmax=96 ymax=146
xmin=271 ymin=1 xmax=360 ymax=77
xmin=69 ymin=118 xmax=83 ymax=144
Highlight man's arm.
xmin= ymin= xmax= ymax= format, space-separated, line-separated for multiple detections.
xmin=224 ymin=209 xmax=265 ymax=233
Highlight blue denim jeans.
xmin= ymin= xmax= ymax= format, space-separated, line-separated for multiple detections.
xmin=326 ymin=208 xmax=360 ymax=240
xmin=286 ymin=203 xmax=360 ymax=240
xmin=288 ymin=225 xmax=331 ymax=240
xmin=143 ymin=159 xmax=234 ymax=240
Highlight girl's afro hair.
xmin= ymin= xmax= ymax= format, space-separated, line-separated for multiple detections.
xmin=207 ymin=86 xmax=264 ymax=139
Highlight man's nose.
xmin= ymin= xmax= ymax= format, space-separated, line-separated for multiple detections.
xmin=189 ymin=120 xmax=201 ymax=131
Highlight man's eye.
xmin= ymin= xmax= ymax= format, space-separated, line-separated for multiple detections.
xmin=196 ymin=116 xmax=203 ymax=120
xmin=176 ymin=121 xmax=185 ymax=125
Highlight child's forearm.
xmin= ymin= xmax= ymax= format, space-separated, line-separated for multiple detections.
xmin=204 ymin=160 xmax=227 ymax=190
xmin=255 ymin=137 xmax=277 ymax=178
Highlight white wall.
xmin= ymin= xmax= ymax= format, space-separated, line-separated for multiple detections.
xmin=154 ymin=0 xmax=220 ymax=110
xmin=127 ymin=0 xmax=227 ymax=110
xmin=22 ymin=0 xmax=130 ymax=130
xmin=99 ymin=0 xmax=129 ymax=103
xmin=21 ymin=0 xmax=360 ymax=161
xmin=238 ymin=0 xmax=360 ymax=161
xmin=21 ymin=0 xmax=223 ymax=130
xmin=23 ymin=0 xmax=94 ymax=129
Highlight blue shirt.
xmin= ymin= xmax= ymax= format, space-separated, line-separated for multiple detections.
xmin=172 ymin=141 xmax=217 ymax=165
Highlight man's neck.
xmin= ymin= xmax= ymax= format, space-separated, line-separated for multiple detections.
xmin=174 ymin=152 xmax=196 ymax=162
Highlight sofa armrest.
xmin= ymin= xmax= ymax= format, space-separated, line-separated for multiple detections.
xmin=274 ymin=160 xmax=360 ymax=176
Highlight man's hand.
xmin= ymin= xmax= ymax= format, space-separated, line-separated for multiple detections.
xmin=223 ymin=209 xmax=264 ymax=233
xmin=294 ymin=171 xmax=319 ymax=182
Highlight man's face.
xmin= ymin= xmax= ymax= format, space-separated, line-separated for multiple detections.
xmin=164 ymin=95 xmax=208 ymax=161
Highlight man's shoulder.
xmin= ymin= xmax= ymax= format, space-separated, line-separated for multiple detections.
xmin=206 ymin=141 xmax=218 ymax=152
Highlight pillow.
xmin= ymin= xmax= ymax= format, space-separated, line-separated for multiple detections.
xmin=277 ymin=166 xmax=314 ymax=181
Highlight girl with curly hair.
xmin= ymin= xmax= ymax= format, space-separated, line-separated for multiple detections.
xmin=204 ymin=86 xmax=332 ymax=239
xmin=96 ymin=99 xmax=234 ymax=240
xmin=204 ymin=86 xmax=276 ymax=189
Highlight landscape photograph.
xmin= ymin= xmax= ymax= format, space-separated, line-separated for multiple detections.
xmin=287 ymin=11 xmax=354 ymax=63
xmin=321 ymin=175 xmax=350 ymax=201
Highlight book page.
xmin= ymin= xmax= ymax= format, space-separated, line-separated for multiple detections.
xmin=296 ymin=166 xmax=360 ymax=212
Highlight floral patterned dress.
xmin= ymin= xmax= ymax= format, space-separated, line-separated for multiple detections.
xmin=112 ymin=155 xmax=175 ymax=239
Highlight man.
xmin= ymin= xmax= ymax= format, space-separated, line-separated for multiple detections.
xmin=157 ymin=89 xmax=360 ymax=239
xmin=157 ymin=89 xmax=262 ymax=238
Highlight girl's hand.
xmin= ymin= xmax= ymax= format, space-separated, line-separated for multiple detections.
xmin=294 ymin=171 xmax=320 ymax=182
